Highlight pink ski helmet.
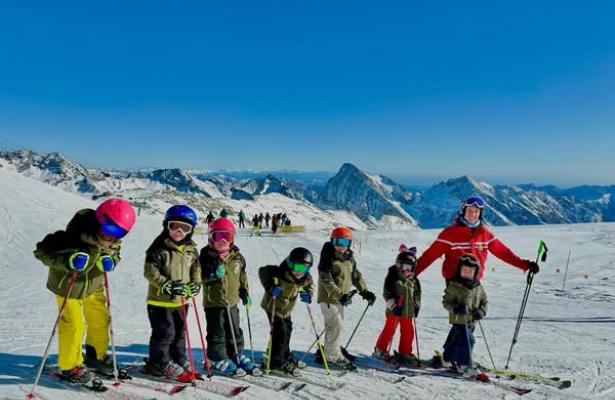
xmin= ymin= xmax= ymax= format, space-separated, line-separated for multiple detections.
xmin=208 ymin=217 xmax=237 ymax=244
xmin=96 ymin=198 xmax=136 ymax=238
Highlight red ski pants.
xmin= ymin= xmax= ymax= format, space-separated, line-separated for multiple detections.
xmin=375 ymin=315 xmax=414 ymax=356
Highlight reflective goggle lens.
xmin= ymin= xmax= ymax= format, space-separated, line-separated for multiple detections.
xmin=291 ymin=263 xmax=311 ymax=273
xmin=211 ymin=230 xmax=234 ymax=243
xmin=168 ymin=221 xmax=193 ymax=233
xmin=100 ymin=220 xmax=127 ymax=239
xmin=464 ymin=196 xmax=485 ymax=209
xmin=331 ymin=237 xmax=352 ymax=247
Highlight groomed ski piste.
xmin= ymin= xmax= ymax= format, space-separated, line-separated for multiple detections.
xmin=1 ymin=167 xmax=614 ymax=400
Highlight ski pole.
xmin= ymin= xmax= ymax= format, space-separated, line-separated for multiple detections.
xmin=478 ymin=320 xmax=497 ymax=372
xmin=103 ymin=272 xmax=119 ymax=385
xmin=297 ymin=290 xmax=358 ymax=364
xmin=244 ymin=301 xmax=255 ymax=363
xmin=505 ymin=240 xmax=548 ymax=369
xmin=265 ymin=278 xmax=278 ymax=375
xmin=413 ymin=317 xmax=421 ymax=364
xmin=179 ymin=297 xmax=197 ymax=383
xmin=191 ymin=297 xmax=212 ymax=379
xmin=462 ymin=305 xmax=473 ymax=368
xmin=304 ymin=294 xmax=331 ymax=375
xmin=343 ymin=301 xmax=371 ymax=351
xmin=27 ymin=270 xmax=79 ymax=400
xmin=562 ymin=250 xmax=571 ymax=291
xmin=225 ymin=304 xmax=243 ymax=372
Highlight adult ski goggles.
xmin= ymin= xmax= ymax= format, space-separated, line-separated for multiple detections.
xmin=99 ymin=219 xmax=128 ymax=239
xmin=290 ymin=262 xmax=311 ymax=274
xmin=210 ymin=230 xmax=234 ymax=243
xmin=167 ymin=221 xmax=193 ymax=233
xmin=331 ymin=237 xmax=352 ymax=247
xmin=463 ymin=196 xmax=485 ymax=209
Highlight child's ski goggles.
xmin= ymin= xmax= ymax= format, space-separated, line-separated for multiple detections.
xmin=167 ymin=221 xmax=193 ymax=233
xmin=331 ymin=237 xmax=352 ymax=247
xmin=290 ymin=262 xmax=311 ymax=274
xmin=100 ymin=219 xmax=128 ymax=239
xmin=210 ymin=230 xmax=234 ymax=243
xmin=463 ymin=196 xmax=485 ymax=209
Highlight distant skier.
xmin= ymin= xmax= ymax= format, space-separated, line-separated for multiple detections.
xmin=265 ymin=212 xmax=271 ymax=227
xmin=33 ymin=198 xmax=136 ymax=383
xmin=142 ymin=205 xmax=202 ymax=382
xmin=259 ymin=247 xmax=314 ymax=375
xmin=220 ymin=208 xmax=229 ymax=218
xmin=206 ymin=211 xmax=215 ymax=224
xmin=440 ymin=254 xmax=488 ymax=373
xmin=373 ymin=245 xmax=421 ymax=365
xmin=258 ymin=213 xmax=264 ymax=229
xmin=315 ymin=227 xmax=376 ymax=370
xmin=250 ymin=214 xmax=261 ymax=237
xmin=415 ymin=196 xmax=540 ymax=283
xmin=238 ymin=210 xmax=245 ymax=229
xmin=199 ymin=218 xmax=256 ymax=375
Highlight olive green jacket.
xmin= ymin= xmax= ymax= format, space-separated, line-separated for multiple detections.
xmin=200 ymin=245 xmax=248 ymax=308
xmin=33 ymin=209 xmax=122 ymax=299
xmin=383 ymin=265 xmax=421 ymax=318
xmin=259 ymin=264 xmax=314 ymax=318
xmin=143 ymin=233 xmax=201 ymax=306
xmin=317 ymin=242 xmax=368 ymax=304
xmin=442 ymin=280 xmax=489 ymax=325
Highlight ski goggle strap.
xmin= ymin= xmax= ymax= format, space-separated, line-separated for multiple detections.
xmin=331 ymin=237 xmax=352 ymax=247
xmin=99 ymin=218 xmax=128 ymax=239
xmin=167 ymin=221 xmax=193 ymax=233
xmin=463 ymin=196 xmax=485 ymax=209
xmin=210 ymin=230 xmax=234 ymax=243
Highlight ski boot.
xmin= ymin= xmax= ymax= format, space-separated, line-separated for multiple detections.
xmin=239 ymin=354 xmax=262 ymax=376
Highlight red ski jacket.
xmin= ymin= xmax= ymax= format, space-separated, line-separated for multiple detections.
xmin=415 ymin=220 xmax=530 ymax=281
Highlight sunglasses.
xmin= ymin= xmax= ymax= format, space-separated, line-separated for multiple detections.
xmin=464 ymin=196 xmax=485 ymax=209
xmin=290 ymin=262 xmax=311 ymax=274
xmin=210 ymin=230 xmax=234 ymax=243
xmin=100 ymin=219 xmax=128 ymax=239
xmin=167 ymin=221 xmax=193 ymax=234
xmin=331 ymin=237 xmax=352 ymax=248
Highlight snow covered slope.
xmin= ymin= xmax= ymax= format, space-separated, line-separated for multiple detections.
xmin=1 ymin=167 xmax=614 ymax=399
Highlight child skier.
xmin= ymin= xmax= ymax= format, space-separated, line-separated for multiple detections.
xmin=373 ymin=245 xmax=421 ymax=365
xmin=441 ymin=253 xmax=489 ymax=373
xmin=260 ymin=247 xmax=314 ymax=375
xmin=33 ymin=198 xmax=136 ymax=383
xmin=315 ymin=226 xmax=376 ymax=370
xmin=200 ymin=217 xmax=256 ymax=375
xmin=142 ymin=205 xmax=202 ymax=381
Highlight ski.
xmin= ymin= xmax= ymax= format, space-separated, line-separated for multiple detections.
xmin=39 ymin=367 xmax=157 ymax=400
xmin=481 ymin=366 xmax=572 ymax=389
xmin=125 ymin=363 xmax=249 ymax=397
xmin=399 ymin=368 xmax=532 ymax=396
xmin=218 ymin=372 xmax=296 ymax=391
xmin=45 ymin=367 xmax=107 ymax=393
xmin=266 ymin=369 xmax=345 ymax=391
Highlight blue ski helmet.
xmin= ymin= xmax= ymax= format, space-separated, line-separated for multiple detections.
xmin=164 ymin=205 xmax=198 ymax=227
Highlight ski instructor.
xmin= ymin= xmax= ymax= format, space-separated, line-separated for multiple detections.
xmin=414 ymin=196 xmax=540 ymax=283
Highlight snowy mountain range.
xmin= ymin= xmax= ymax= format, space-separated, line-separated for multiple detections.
xmin=1 ymin=148 xmax=614 ymax=229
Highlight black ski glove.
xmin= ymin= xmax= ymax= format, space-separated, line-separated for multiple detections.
xmin=414 ymin=307 xmax=420 ymax=318
xmin=526 ymin=260 xmax=540 ymax=274
xmin=453 ymin=303 xmax=468 ymax=315
xmin=339 ymin=292 xmax=354 ymax=307
xmin=360 ymin=290 xmax=376 ymax=306
xmin=472 ymin=309 xmax=485 ymax=321
xmin=390 ymin=304 xmax=402 ymax=316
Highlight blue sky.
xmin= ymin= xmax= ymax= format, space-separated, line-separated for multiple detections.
xmin=1 ymin=1 xmax=614 ymax=186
